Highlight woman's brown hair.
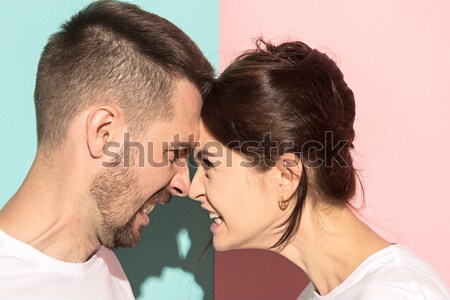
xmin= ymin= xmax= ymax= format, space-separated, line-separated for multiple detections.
xmin=202 ymin=39 xmax=358 ymax=248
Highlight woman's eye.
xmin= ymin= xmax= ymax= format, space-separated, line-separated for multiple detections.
xmin=201 ymin=158 xmax=214 ymax=170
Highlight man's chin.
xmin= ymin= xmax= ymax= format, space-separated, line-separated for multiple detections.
xmin=102 ymin=216 xmax=144 ymax=249
xmin=112 ymin=229 xmax=142 ymax=249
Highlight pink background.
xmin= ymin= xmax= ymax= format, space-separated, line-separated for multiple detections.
xmin=218 ymin=0 xmax=450 ymax=288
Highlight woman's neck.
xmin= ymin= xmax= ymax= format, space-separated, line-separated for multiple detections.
xmin=276 ymin=200 xmax=390 ymax=296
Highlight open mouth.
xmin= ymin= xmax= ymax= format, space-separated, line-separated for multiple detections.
xmin=140 ymin=188 xmax=171 ymax=216
xmin=135 ymin=200 xmax=156 ymax=227
xmin=209 ymin=212 xmax=224 ymax=225
xmin=140 ymin=197 xmax=159 ymax=216
xmin=141 ymin=202 xmax=156 ymax=215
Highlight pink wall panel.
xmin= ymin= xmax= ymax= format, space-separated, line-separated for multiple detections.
xmin=218 ymin=0 xmax=450 ymax=291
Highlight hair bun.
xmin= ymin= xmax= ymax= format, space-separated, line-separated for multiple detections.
xmin=257 ymin=39 xmax=312 ymax=64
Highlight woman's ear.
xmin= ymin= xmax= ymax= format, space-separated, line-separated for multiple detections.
xmin=86 ymin=105 xmax=125 ymax=158
xmin=277 ymin=153 xmax=302 ymax=200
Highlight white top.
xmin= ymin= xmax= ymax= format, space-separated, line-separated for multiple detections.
xmin=0 ymin=229 xmax=135 ymax=300
xmin=298 ymin=245 xmax=449 ymax=300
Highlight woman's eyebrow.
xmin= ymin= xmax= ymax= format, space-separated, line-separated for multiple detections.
xmin=195 ymin=149 xmax=215 ymax=161
xmin=195 ymin=150 xmax=205 ymax=161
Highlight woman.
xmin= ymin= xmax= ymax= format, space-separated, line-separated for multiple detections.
xmin=189 ymin=40 xmax=449 ymax=299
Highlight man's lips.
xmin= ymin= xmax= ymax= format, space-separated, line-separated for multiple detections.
xmin=152 ymin=188 xmax=171 ymax=205
xmin=138 ymin=188 xmax=172 ymax=215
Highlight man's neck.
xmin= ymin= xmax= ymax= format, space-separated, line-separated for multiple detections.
xmin=0 ymin=156 xmax=101 ymax=263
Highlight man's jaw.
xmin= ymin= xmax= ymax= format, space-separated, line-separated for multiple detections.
xmin=101 ymin=188 xmax=172 ymax=250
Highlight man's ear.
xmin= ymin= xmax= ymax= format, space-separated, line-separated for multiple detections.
xmin=276 ymin=153 xmax=302 ymax=200
xmin=86 ymin=105 xmax=125 ymax=158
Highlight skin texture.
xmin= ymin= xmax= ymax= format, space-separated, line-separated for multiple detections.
xmin=0 ymin=79 xmax=202 ymax=263
xmin=189 ymin=122 xmax=390 ymax=296
xmin=190 ymin=123 xmax=293 ymax=251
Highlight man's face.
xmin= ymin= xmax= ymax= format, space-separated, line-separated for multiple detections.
xmin=90 ymin=79 xmax=202 ymax=249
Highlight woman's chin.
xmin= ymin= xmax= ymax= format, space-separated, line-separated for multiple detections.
xmin=213 ymin=238 xmax=261 ymax=252
xmin=213 ymin=240 xmax=232 ymax=252
xmin=213 ymin=237 xmax=242 ymax=251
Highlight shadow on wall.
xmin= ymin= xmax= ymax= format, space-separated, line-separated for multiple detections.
xmin=215 ymin=250 xmax=309 ymax=300
xmin=116 ymin=164 xmax=213 ymax=300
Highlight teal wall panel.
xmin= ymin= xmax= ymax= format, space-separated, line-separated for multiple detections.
xmin=0 ymin=1 xmax=218 ymax=299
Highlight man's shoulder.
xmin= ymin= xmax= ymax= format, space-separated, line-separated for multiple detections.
xmin=95 ymin=246 xmax=120 ymax=264
xmin=95 ymin=246 xmax=129 ymax=280
xmin=94 ymin=246 xmax=135 ymax=298
xmin=0 ymin=244 xmax=134 ymax=299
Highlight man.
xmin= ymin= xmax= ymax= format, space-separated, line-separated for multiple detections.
xmin=0 ymin=1 xmax=214 ymax=299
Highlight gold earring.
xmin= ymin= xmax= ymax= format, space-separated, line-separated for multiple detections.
xmin=278 ymin=197 xmax=290 ymax=210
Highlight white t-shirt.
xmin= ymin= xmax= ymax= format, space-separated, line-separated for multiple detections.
xmin=0 ymin=229 xmax=135 ymax=300
xmin=298 ymin=245 xmax=449 ymax=300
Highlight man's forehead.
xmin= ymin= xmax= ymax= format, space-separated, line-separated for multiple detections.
xmin=143 ymin=118 xmax=199 ymax=150
xmin=197 ymin=121 xmax=212 ymax=143
xmin=192 ymin=122 xmax=216 ymax=153
xmin=169 ymin=136 xmax=198 ymax=151
xmin=171 ymin=79 xmax=202 ymax=120
xmin=165 ymin=80 xmax=202 ymax=149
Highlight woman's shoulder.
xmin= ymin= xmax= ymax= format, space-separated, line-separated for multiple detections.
xmin=351 ymin=245 xmax=449 ymax=299
xmin=375 ymin=246 xmax=447 ymax=285
xmin=297 ymin=245 xmax=449 ymax=300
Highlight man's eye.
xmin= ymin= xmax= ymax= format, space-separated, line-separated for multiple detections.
xmin=170 ymin=149 xmax=188 ymax=161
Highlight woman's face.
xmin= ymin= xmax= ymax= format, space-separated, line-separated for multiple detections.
xmin=189 ymin=123 xmax=287 ymax=251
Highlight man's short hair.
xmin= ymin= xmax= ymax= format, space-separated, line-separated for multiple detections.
xmin=34 ymin=0 xmax=214 ymax=151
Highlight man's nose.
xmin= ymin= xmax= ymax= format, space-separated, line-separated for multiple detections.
xmin=168 ymin=158 xmax=190 ymax=197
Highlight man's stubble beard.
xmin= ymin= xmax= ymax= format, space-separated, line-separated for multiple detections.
xmin=90 ymin=154 xmax=171 ymax=249
xmin=90 ymin=163 xmax=143 ymax=249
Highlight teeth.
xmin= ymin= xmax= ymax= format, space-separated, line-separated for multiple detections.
xmin=209 ymin=212 xmax=223 ymax=225
xmin=209 ymin=212 xmax=220 ymax=219
xmin=142 ymin=204 xmax=156 ymax=215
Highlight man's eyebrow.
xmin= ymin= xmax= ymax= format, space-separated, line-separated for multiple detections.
xmin=170 ymin=141 xmax=195 ymax=152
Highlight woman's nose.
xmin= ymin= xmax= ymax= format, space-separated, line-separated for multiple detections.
xmin=188 ymin=167 xmax=205 ymax=202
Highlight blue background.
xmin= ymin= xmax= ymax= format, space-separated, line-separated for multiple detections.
xmin=0 ymin=1 xmax=219 ymax=299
